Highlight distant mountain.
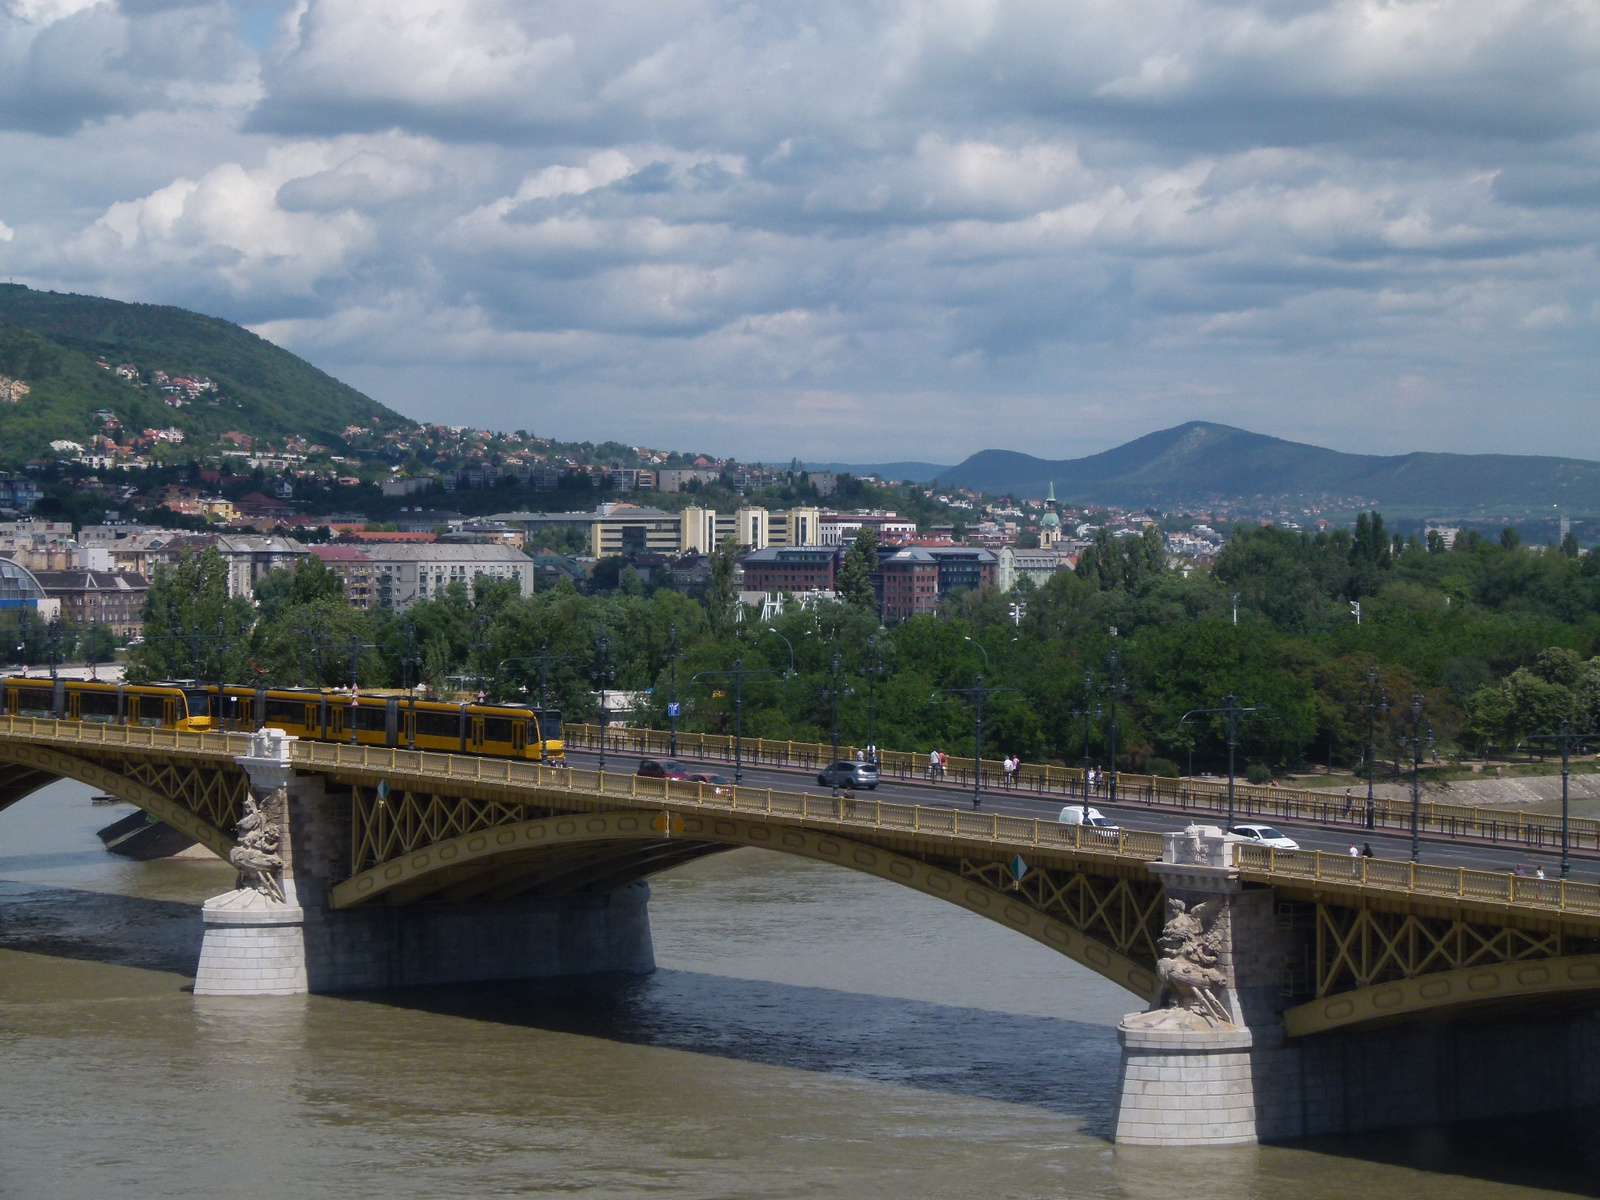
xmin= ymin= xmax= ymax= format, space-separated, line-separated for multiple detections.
xmin=0 ymin=285 xmax=408 ymax=465
xmin=932 ymin=422 xmax=1600 ymax=516
xmin=806 ymin=461 xmax=951 ymax=483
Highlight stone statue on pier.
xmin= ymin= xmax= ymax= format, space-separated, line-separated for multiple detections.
xmin=228 ymin=792 xmax=286 ymax=903
xmin=1150 ymin=897 xmax=1231 ymax=1027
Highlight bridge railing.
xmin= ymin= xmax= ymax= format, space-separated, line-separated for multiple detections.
xmin=1235 ymin=844 xmax=1600 ymax=917
xmin=0 ymin=715 xmax=256 ymax=757
xmin=566 ymin=722 xmax=1600 ymax=856
xmin=293 ymin=738 xmax=1168 ymax=863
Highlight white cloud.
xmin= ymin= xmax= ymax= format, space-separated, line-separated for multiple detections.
xmin=2 ymin=0 xmax=1600 ymax=461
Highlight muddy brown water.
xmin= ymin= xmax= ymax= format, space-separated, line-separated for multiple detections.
xmin=1 ymin=778 xmax=1597 ymax=1199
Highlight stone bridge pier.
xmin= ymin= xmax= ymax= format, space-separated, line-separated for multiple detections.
xmin=193 ymin=732 xmax=655 ymax=996
xmin=1113 ymin=827 xmax=1600 ymax=1146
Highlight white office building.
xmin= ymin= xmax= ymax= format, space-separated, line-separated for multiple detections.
xmin=364 ymin=544 xmax=535 ymax=612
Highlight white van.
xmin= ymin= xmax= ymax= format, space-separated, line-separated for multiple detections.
xmin=1057 ymin=805 xmax=1118 ymax=830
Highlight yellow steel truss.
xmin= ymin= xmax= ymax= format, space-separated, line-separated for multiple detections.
xmin=351 ymin=785 xmax=553 ymax=872
xmin=957 ymin=859 xmax=1164 ymax=969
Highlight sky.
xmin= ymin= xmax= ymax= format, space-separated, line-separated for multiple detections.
xmin=2 ymin=0 xmax=1599 ymax=466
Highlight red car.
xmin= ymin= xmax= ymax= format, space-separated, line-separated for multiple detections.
xmin=637 ymin=758 xmax=694 ymax=780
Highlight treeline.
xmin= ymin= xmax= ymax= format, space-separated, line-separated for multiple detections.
xmin=116 ymin=513 xmax=1600 ymax=776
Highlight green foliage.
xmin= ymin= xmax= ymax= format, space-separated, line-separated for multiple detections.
xmin=127 ymin=548 xmax=255 ymax=684
xmin=836 ymin=525 xmax=879 ymax=609
xmin=1245 ymin=763 xmax=1273 ymax=785
xmin=0 ymin=284 xmax=407 ymax=465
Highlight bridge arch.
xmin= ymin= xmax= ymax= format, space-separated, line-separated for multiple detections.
xmin=0 ymin=742 xmax=236 ymax=858
xmin=330 ymin=808 xmax=1162 ymax=1000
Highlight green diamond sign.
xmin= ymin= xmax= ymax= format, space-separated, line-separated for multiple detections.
xmin=1008 ymin=853 xmax=1027 ymax=882
xmin=376 ymin=779 xmax=390 ymax=803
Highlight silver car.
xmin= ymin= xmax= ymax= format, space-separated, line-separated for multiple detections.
xmin=818 ymin=760 xmax=879 ymax=790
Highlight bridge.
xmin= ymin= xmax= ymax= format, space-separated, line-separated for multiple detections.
xmin=3 ymin=714 xmax=1599 ymax=1146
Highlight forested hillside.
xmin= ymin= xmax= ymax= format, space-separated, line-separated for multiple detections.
xmin=0 ymin=284 xmax=407 ymax=463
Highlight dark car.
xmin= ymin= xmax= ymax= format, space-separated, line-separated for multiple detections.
xmin=817 ymin=760 xmax=879 ymax=790
xmin=688 ymin=772 xmax=732 ymax=794
xmin=637 ymin=759 xmax=694 ymax=780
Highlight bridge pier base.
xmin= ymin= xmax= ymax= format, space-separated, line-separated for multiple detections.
xmin=196 ymin=743 xmax=656 ymax=996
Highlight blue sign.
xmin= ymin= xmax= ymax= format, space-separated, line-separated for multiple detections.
xmin=667 ymin=702 xmax=681 ymax=717
xmin=1008 ymin=854 xmax=1028 ymax=882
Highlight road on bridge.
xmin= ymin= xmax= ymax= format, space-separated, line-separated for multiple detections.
xmin=564 ymin=748 xmax=1598 ymax=882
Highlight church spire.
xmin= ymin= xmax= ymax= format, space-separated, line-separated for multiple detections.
xmin=1046 ymin=480 xmax=1056 ymax=503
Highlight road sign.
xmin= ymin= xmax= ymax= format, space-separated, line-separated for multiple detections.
xmin=652 ymin=811 xmax=685 ymax=836
xmin=1008 ymin=853 xmax=1027 ymax=882
xmin=376 ymin=779 xmax=390 ymax=804
xmin=667 ymin=702 xmax=680 ymax=717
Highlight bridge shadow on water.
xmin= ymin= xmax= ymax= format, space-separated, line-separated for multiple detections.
xmin=7 ymin=881 xmax=1600 ymax=1193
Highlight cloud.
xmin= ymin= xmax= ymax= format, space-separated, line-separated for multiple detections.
xmin=2 ymin=0 xmax=1600 ymax=461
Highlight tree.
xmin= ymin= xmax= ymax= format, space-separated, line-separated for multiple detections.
xmin=706 ymin=535 xmax=741 ymax=632
xmin=127 ymin=547 xmax=254 ymax=684
xmin=836 ymin=526 xmax=879 ymax=610
xmin=80 ymin=624 xmax=118 ymax=666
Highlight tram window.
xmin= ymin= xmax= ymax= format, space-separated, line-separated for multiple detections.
xmin=415 ymin=710 xmax=460 ymax=739
xmin=480 ymin=717 xmax=512 ymax=744
xmin=78 ymin=690 xmax=119 ymax=721
xmin=353 ymin=704 xmax=387 ymax=732
xmin=266 ymin=698 xmax=305 ymax=724
xmin=13 ymin=686 xmax=54 ymax=716
xmin=538 ymin=713 xmax=562 ymax=741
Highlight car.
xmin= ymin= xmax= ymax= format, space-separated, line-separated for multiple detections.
xmin=688 ymin=772 xmax=732 ymax=794
xmin=817 ymin=760 xmax=879 ymax=790
xmin=636 ymin=759 xmax=694 ymax=780
xmin=1229 ymin=824 xmax=1299 ymax=850
xmin=1057 ymin=805 xmax=1119 ymax=830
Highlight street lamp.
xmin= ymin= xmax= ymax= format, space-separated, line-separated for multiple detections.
xmin=821 ymin=652 xmax=851 ymax=796
xmin=666 ymin=624 xmax=682 ymax=757
xmin=963 ymin=636 xmax=990 ymax=672
xmin=692 ymin=658 xmax=781 ymax=782
xmin=1396 ymin=693 xmax=1433 ymax=863
xmin=862 ymin=628 xmax=888 ymax=763
xmin=931 ymin=675 xmax=1018 ymax=810
xmin=1103 ymin=634 xmax=1128 ymax=804
xmin=765 ymin=628 xmax=796 ymax=676
xmin=1066 ymin=670 xmax=1102 ymax=821
xmin=1180 ymin=694 xmax=1264 ymax=833
xmin=591 ymin=632 xmax=615 ymax=772
xmin=1359 ymin=665 xmax=1389 ymax=831
xmin=1519 ymin=722 xmax=1594 ymax=879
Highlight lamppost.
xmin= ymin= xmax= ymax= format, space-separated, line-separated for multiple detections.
xmin=1066 ymin=670 xmax=1102 ymax=820
xmin=666 ymin=624 xmax=682 ymax=757
xmin=692 ymin=658 xmax=780 ymax=782
xmin=932 ymin=676 xmax=1018 ymax=810
xmin=1396 ymin=693 xmax=1433 ymax=863
xmin=766 ymin=628 xmax=796 ymax=677
xmin=963 ymin=636 xmax=990 ymax=672
xmin=862 ymin=628 xmax=888 ymax=763
xmin=592 ymin=632 xmax=615 ymax=773
xmin=821 ymin=652 xmax=851 ymax=796
xmin=1519 ymin=722 xmax=1594 ymax=879
xmin=1104 ymin=634 xmax=1127 ymax=804
xmin=398 ymin=629 xmax=422 ymax=750
xmin=343 ymin=634 xmax=377 ymax=743
xmin=1358 ymin=665 xmax=1389 ymax=831
xmin=1180 ymin=694 xmax=1264 ymax=833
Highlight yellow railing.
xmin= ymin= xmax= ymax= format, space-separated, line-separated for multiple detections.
xmin=293 ymin=737 xmax=1167 ymax=862
xmin=1235 ymin=844 xmax=1600 ymax=918
xmin=565 ymin=722 xmax=1600 ymax=855
xmin=0 ymin=714 xmax=256 ymax=757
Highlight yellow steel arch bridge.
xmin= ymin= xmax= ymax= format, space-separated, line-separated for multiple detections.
xmin=3 ymin=715 xmax=1600 ymax=1037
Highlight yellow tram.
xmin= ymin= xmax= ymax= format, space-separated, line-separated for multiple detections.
xmin=0 ymin=677 xmax=565 ymax=762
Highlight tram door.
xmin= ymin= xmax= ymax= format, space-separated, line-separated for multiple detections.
xmin=162 ymin=698 xmax=179 ymax=727
xmin=470 ymin=716 xmax=485 ymax=751
xmin=511 ymin=720 xmax=526 ymax=755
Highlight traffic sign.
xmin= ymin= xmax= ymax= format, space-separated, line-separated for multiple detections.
xmin=376 ymin=779 xmax=390 ymax=804
xmin=1008 ymin=853 xmax=1028 ymax=882
xmin=667 ymin=702 xmax=680 ymax=717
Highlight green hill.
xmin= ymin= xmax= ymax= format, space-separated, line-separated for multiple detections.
xmin=935 ymin=422 xmax=1600 ymax=517
xmin=0 ymin=284 xmax=409 ymax=465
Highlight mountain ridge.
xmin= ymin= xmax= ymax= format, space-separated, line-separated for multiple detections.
xmin=933 ymin=423 xmax=1600 ymax=515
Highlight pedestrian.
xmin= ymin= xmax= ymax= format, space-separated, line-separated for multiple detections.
xmin=855 ymin=748 xmax=864 ymax=762
xmin=1361 ymin=842 xmax=1374 ymax=857
xmin=1347 ymin=844 xmax=1359 ymax=858
xmin=1343 ymin=788 xmax=1353 ymax=816
xmin=1536 ymin=865 xmax=1547 ymax=880
xmin=1514 ymin=862 xmax=1526 ymax=877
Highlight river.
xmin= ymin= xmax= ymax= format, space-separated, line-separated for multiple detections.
xmin=1 ymin=778 xmax=1596 ymax=1199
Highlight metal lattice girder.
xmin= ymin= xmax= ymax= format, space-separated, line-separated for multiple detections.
xmin=350 ymin=786 xmax=553 ymax=872
xmin=329 ymin=809 xmax=1162 ymax=1000
xmin=0 ymin=742 xmax=237 ymax=857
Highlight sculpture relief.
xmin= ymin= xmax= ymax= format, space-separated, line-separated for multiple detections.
xmin=228 ymin=792 xmax=286 ymax=903
xmin=1152 ymin=897 xmax=1231 ymax=1026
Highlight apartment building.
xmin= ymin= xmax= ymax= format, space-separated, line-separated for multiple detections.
xmin=739 ymin=546 xmax=839 ymax=594
xmin=363 ymin=544 xmax=534 ymax=612
xmin=30 ymin=569 xmax=149 ymax=638
xmin=877 ymin=545 xmax=997 ymax=622
xmin=309 ymin=544 xmax=376 ymax=610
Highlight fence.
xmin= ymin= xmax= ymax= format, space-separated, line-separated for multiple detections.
xmin=565 ymin=721 xmax=1600 ymax=855
xmin=1235 ymin=843 xmax=1600 ymax=918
